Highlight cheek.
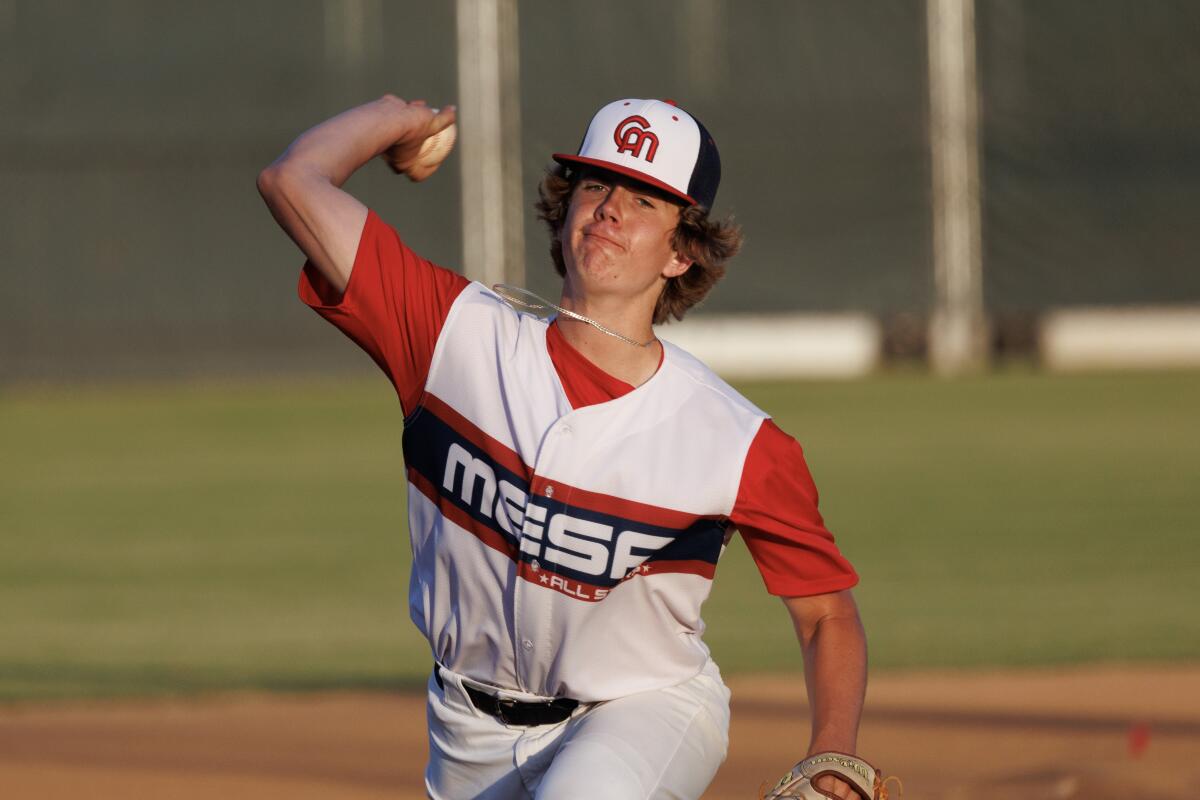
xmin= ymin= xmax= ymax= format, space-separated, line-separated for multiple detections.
xmin=655 ymin=227 xmax=680 ymax=264
xmin=565 ymin=191 xmax=596 ymax=221
xmin=561 ymin=205 xmax=588 ymax=241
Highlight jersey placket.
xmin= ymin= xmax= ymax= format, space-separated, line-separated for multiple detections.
xmin=512 ymin=417 xmax=577 ymax=695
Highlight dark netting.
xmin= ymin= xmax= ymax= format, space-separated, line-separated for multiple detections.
xmin=2 ymin=0 xmax=1198 ymax=381
xmin=0 ymin=0 xmax=461 ymax=382
xmin=978 ymin=0 xmax=1200 ymax=312
xmin=520 ymin=0 xmax=933 ymax=317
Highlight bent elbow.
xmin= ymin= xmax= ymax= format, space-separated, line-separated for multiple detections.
xmin=257 ymin=160 xmax=323 ymax=205
xmin=256 ymin=162 xmax=310 ymax=216
xmin=256 ymin=163 xmax=285 ymax=203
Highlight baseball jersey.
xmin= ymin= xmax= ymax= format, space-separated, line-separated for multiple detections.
xmin=300 ymin=210 xmax=857 ymax=701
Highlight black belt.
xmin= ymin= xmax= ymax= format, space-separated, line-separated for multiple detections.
xmin=434 ymin=666 xmax=579 ymax=726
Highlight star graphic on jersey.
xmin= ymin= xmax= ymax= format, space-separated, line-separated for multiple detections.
xmin=539 ymin=574 xmax=550 ymax=584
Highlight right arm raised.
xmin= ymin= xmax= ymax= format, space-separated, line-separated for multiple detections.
xmin=256 ymin=96 xmax=456 ymax=293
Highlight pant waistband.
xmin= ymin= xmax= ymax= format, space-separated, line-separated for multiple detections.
xmin=434 ymin=665 xmax=579 ymax=727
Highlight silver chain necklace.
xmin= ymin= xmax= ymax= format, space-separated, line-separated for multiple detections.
xmin=491 ymin=284 xmax=657 ymax=348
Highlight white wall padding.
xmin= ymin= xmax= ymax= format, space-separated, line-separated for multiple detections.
xmin=656 ymin=313 xmax=881 ymax=379
xmin=1040 ymin=307 xmax=1200 ymax=371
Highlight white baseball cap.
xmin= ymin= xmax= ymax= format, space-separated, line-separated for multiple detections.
xmin=553 ymin=98 xmax=722 ymax=209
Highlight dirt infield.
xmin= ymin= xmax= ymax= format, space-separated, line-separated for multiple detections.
xmin=2 ymin=665 xmax=1197 ymax=799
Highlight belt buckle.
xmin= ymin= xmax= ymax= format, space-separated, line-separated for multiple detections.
xmin=495 ymin=696 xmax=521 ymax=725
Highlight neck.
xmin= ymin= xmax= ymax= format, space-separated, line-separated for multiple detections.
xmin=556 ymin=289 xmax=661 ymax=386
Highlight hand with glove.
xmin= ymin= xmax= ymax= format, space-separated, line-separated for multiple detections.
xmin=761 ymin=752 xmax=900 ymax=800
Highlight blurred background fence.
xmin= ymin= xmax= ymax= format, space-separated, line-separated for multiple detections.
xmin=2 ymin=0 xmax=1200 ymax=382
xmin=3 ymin=0 xmax=1200 ymax=709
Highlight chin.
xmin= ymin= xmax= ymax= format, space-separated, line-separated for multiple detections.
xmin=567 ymin=253 xmax=616 ymax=284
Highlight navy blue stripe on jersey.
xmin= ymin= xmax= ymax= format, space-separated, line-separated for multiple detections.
xmin=515 ymin=492 xmax=726 ymax=588
xmin=404 ymin=405 xmax=529 ymax=553
xmin=404 ymin=403 xmax=727 ymax=594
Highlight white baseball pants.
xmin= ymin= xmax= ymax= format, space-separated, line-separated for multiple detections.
xmin=425 ymin=660 xmax=731 ymax=800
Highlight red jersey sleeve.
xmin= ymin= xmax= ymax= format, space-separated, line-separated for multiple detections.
xmin=730 ymin=419 xmax=859 ymax=597
xmin=298 ymin=209 xmax=470 ymax=414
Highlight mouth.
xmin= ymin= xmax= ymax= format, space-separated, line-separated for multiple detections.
xmin=582 ymin=231 xmax=624 ymax=251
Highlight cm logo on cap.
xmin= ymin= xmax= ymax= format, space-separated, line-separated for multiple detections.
xmin=613 ymin=115 xmax=659 ymax=162
xmin=553 ymin=98 xmax=721 ymax=209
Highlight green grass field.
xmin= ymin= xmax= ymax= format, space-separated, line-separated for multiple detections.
xmin=2 ymin=369 xmax=1198 ymax=702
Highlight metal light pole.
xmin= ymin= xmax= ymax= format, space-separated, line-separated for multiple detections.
xmin=455 ymin=0 xmax=525 ymax=287
xmin=927 ymin=0 xmax=988 ymax=374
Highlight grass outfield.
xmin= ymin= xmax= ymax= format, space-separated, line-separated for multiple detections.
xmin=2 ymin=369 xmax=1198 ymax=701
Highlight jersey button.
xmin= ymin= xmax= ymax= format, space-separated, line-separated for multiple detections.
xmin=521 ymin=639 xmax=534 ymax=651
xmin=544 ymin=485 xmax=555 ymax=498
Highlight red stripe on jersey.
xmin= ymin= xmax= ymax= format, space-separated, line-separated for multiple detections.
xmin=421 ymin=392 xmax=533 ymax=481
xmin=637 ymin=558 xmax=717 ymax=581
xmin=407 ymin=465 xmax=518 ymax=560
xmin=538 ymin=478 xmax=723 ymax=531
xmin=518 ymin=560 xmax=611 ymax=602
xmin=515 ymin=555 xmax=711 ymax=603
xmin=421 ymin=391 xmax=715 ymax=533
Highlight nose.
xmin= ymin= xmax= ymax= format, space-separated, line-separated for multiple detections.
xmin=593 ymin=186 xmax=628 ymax=223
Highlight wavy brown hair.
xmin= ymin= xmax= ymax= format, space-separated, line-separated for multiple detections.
xmin=535 ymin=165 xmax=743 ymax=324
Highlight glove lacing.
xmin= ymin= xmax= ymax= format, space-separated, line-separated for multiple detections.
xmin=875 ymin=774 xmax=904 ymax=799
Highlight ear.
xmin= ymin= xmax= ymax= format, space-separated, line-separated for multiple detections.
xmin=662 ymin=251 xmax=692 ymax=280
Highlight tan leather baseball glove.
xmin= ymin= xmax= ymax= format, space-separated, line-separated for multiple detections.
xmin=761 ymin=752 xmax=901 ymax=800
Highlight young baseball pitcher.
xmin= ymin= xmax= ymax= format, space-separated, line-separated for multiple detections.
xmin=258 ymin=95 xmax=893 ymax=799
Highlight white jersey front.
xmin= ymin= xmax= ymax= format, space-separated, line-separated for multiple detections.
xmin=403 ymin=283 xmax=767 ymax=702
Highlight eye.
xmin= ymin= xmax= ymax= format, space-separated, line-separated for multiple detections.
xmin=635 ymin=196 xmax=655 ymax=209
xmin=582 ymin=181 xmax=607 ymax=193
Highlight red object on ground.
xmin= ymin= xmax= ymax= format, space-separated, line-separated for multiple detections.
xmin=1127 ymin=721 xmax=1152 ymax=758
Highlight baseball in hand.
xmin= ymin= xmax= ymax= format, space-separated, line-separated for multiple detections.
xmin=415 ymin=123 xmax=457 ymax=170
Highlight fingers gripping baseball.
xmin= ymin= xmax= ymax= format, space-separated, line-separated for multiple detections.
xmin=382 ymin=100 xmax=458 ymax=182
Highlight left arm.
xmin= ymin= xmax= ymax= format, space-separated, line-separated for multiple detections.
xmin=784 ymin=588 xmax=868 ymax=795
xmin=731 ymin=419 xmax=870 ymax=796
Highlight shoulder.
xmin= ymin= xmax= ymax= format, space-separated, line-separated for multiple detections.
xmin=436 ymin=282 xmax=550 ymax=352
xmin=659 ymin=339 xmax=768 ymax=422
xmin=446 ymin=283 xmax=547 ymax=327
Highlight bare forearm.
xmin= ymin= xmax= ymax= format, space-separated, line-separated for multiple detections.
xmin=256 ymin=95 xmax=454 ymax=290
xmin=782 ymin=590 xmax=868 ymax=756
xmin=268 ymin=95 xmax=429 ymax=185
xmin=799 ymin=613 xmax=867 ymax=754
